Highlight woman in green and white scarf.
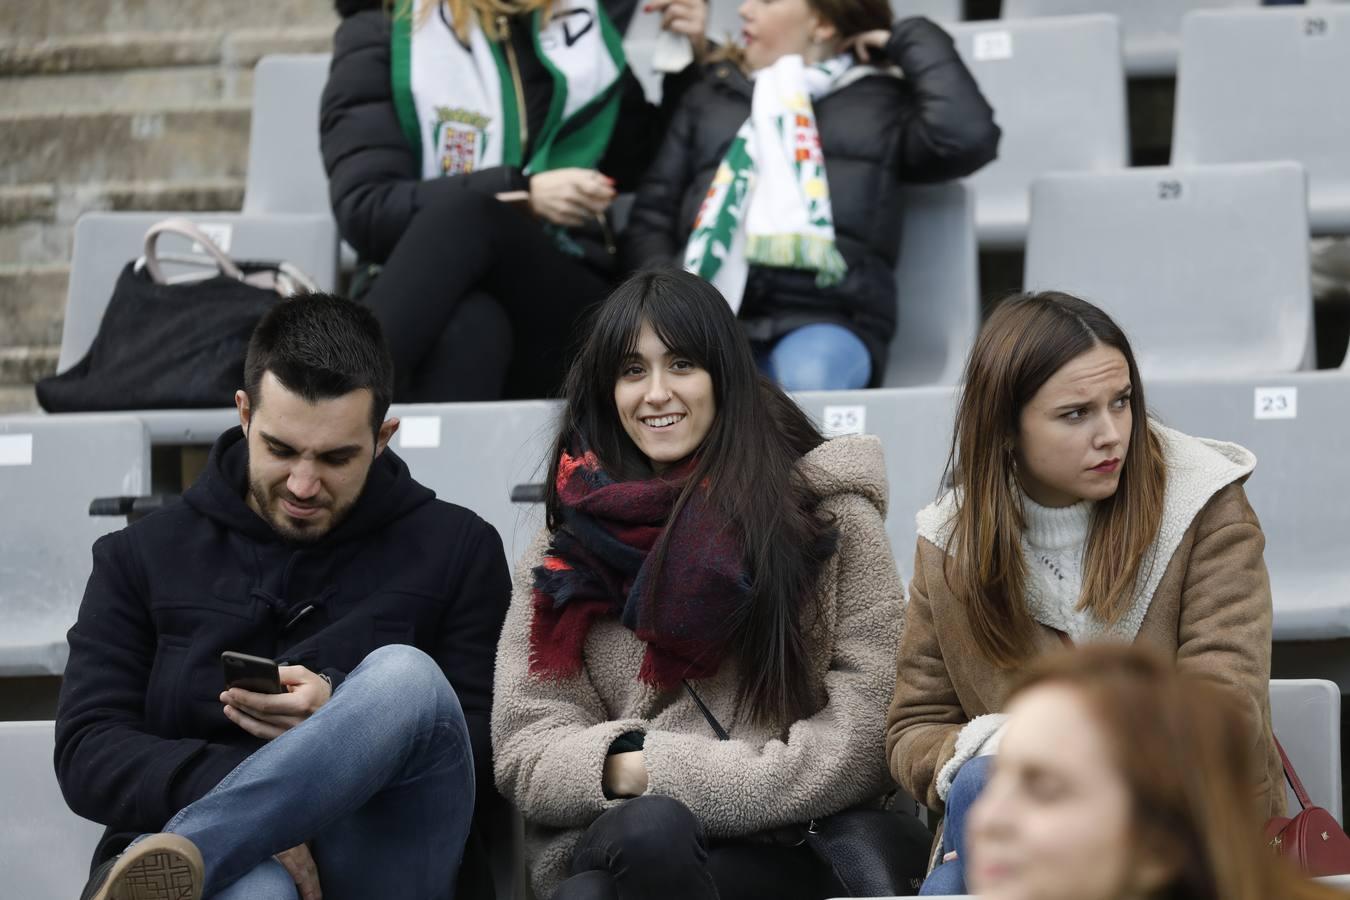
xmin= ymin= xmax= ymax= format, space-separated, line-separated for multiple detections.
xmin=623 ymin=0 xmax=1000 ymax=391
xmin=321 ymin=0 xmax=704 ymax=401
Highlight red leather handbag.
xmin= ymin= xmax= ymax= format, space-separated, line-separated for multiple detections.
xmin=1265 ymin=739 xmax=1350 ymax=877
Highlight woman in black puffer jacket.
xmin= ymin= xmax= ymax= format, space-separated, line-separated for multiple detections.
xmin=624 ymin=0 xmax=999 ymax=389
xmin=322 ymin=0 xmax=700 ymax=400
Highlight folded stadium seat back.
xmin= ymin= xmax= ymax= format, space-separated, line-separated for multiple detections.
xmin=242 ymin=54 xmax=334 ymax=218
xmin=56 ymin=211 xmax=338 ymax=441
xmin=885 ymin=182 xmax=979 ymax=388
xmin=242 ymin=54 xmax=360 ymax=272
xmin=0 ymin=417 xmax=149 ymax=676
xmin=792 ymin=385 xmax=959 ymax=562
xmin=1270 ymin=679 xmax=1344 ymax=825
xmin=1146 ymin=371 xmax=1350 ymax=643
xmin=942 ymin=14 xmax=1129 ymax=249
xmin=1172 ymin=6 xmax=1350 ymax=234
xmin=385 ymin=400 xmax=560 ymax=565
xmin=1024 ymin=161 xmax=1313 ymax=379
xmin=887 ymin=0 xmax=963 ymax=23
xmin=0 ymin=722 xmax=106 ymax=900
xmin=1001 ymin=0 xmax=1262 ymax=77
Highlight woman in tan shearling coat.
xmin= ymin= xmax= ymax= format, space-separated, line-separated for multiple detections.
xmin=493 ymin=271 xmax=909 ymax=900
xmin=886 ymin=292 xmax=1284 ymax=896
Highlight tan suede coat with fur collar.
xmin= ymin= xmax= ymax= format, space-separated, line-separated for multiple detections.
xmin=493 ymin=435 xmax=905 ymax=897
xmin=885 ymin=424 xmax=1284 ymax=820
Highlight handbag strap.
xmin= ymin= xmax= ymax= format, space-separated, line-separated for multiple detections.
xmin=1274 ymin=737 xmax=1314 ymax=812
xmin=142 ymin=218 xmax=246 ymax=284
xmin=683 ymin=680 xmax=730 ymax=741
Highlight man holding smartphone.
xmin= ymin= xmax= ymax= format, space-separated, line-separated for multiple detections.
xmin=56 ymin=294 xmax=510 ymax=900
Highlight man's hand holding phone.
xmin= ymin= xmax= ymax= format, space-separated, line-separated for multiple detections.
xmin=220 ymin=661 xmax=332 ymax=741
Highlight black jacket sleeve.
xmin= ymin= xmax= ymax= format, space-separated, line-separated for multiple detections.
xmin=620 ymin=77 xmax=705 ymax=270
xmin=320 ymin=9 xmax=530 ymax=263
xmin=887 ymin=16 xmax=1001 ymax=183
xmin=437 ymin=519 xmax=511 ymax=785
xmin=54 ymin=532 xmax=257 ymax=833
xmin=599 ymin=61 xmax=702 ymax=193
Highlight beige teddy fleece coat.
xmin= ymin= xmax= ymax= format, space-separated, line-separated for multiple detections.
xmin=886 ymin=424 xmax=1285 ymax=821
xmin=492 ymin=435 xmax=905 ymax=898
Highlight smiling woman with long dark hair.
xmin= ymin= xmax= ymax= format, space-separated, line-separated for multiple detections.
xmin=886 ymin=291 xmax=1285 ymax=895
xmin=491 ymin=268 xmax=912 ymax=900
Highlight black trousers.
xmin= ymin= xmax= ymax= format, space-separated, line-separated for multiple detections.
xmin=364 ymin=189 xmax=612 ymax=402
xmin=550 ymin=795 xmax=843 ymax=900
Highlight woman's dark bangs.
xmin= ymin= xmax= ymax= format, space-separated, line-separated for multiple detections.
xmin=638 ymin=286 xmax=716 ymax=373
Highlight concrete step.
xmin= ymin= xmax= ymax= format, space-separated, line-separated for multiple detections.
xmin=0 ymin=179 xmax=246 ymax=267
xmin=0 ymin=104 xmax=251 ymax=187
xmin=6 ymin=0 xmax=335 ymax=42
xmin=0 ymin=263 xmax=70 ymax=349
xmin=0 ymin=385 xmax=40 ymax=415
xmin=0 ymin=346 xmax=60 ymax=386
xmin=0 ymin=27 xmax=333 ymax=79
xmin=2 ymin=66 xmax=235 ymax=112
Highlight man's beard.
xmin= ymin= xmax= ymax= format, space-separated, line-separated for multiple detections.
xmin=247 ymin=475 xmax=357 ymax=544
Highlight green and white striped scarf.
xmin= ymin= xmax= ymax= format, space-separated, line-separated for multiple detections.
xmin=391 ymin=0 xmax=626 ymax=179
xmin=685 ymin=54 xmax=866 ymax=311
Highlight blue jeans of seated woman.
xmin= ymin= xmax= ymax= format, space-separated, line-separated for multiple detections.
xmin=919 ymin=755 xmax=994 ymax=896
xmin=158 ymin=644 xmax=475 ymax=900
xmin=757 ymin=324 xmax=872 ymax=391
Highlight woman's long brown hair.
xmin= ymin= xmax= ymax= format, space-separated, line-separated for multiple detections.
xmin=1009 ymin=646 xmax=1345 ymax=900
xmin=713 ymin=0 xmax=892 ymax=68
xmin=944 ymin=292 xmax=1166 ymax=667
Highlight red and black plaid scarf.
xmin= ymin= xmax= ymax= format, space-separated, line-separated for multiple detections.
xmin=529 ymin=448 xmax=749 ymax=690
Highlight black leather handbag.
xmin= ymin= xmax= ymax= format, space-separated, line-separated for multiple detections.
xmin=37 ymin=218 xmax=317 ymax=412
xmin=683 ymin=681 xmax=933 ymax=897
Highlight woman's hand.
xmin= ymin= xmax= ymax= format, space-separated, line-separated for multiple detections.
xmin=528 ymin=169 xmax=616 ymax=228
xmin=603 ymin=750 xmax=650 ymax=798
xmin=646 ymin=0 xmax=709 ymax=61
xmin=847 ymin=29 xmax=891 ymax=63
xmin=275 ymin=843 xmax=322 ymax=900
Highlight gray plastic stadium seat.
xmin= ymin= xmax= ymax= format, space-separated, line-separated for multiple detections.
xmin=386 ymin=400 xmax=560 ymax=565
xmin=1146 ymin=370 xmax=1350 ymax=641
xmin=58 ymin=211 xmax=338 ymax=442
xmin=1172 ymin=6 xmax=1350 ymax=233
xmin=1024 ymin=161 xmax=1313 ymax=378
xmin=242 ymin=54 xmax=334 ymax=216
xmin=1001 ymin=0 xmax=1261 ymax=77
xmin=944 ymin=15 xmax=1129 ymax=248
xmin=793 ymin=386 xmax=958 ymax=565
xmin=891 ymin=0 xmax=962 ymax=22
xmin=0 ymin=416 xmax=149 ymax=675
xmin=1270 ymin=679 xmax=1343 ymax=824
xmin=243 ymin=54 xmax=360 ymax=272
xmin=0 ymin=722 xmax=105 ymax=900
xmin=886 ymin=182 xmax=978 ymax=387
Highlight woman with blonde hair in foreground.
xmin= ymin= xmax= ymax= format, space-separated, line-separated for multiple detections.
xmin=967 ymin=644 xmax=1346 ymax=900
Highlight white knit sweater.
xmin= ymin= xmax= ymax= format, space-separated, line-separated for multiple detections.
xmin=1021 ymin=492 xmax=1095 ymax=641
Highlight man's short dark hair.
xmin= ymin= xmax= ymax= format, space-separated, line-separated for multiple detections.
xmin=244 ymin=293 xmax=395 ymax=434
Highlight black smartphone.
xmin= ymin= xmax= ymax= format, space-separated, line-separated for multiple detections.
xmin=221 ymin=651 xmax=286 ymax=694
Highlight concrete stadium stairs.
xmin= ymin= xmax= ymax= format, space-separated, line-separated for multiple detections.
xmin=0 ymin=0 xmax=338 ymax=412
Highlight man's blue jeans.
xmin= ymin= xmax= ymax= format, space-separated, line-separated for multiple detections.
xmin=159 ymin=644 xmax=475 ymax=900
xmin=758 ymin=324 xmax=873 ymax=391
xmin=919 ymin=755 xmax=993 ymax=896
